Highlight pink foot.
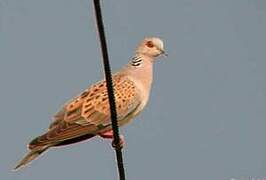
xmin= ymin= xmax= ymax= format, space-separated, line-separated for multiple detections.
xmin=99 ymin=130 xmax=125 ymax=149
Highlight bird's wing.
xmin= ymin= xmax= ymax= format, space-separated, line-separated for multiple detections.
xmin=29 ymin=75 xmax=141 ymax=148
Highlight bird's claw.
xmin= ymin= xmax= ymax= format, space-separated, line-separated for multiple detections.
xmin=112 ymin=135 xmax=124 ymax=150
xmin=99 ymin=130 xmax=125 ymax=149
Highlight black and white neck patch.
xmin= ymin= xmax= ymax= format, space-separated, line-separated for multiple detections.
xmin=130 ymin=56 xmax=143 ymax=67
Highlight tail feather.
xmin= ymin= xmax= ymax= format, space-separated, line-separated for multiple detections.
xmin=13 ymin=145 xmax=50 ymax=171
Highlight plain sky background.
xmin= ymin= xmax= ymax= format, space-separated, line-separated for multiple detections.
xmin=1 ymin=0 xmax=266 ymax=179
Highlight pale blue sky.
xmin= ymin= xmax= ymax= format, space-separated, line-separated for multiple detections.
xmin=1 ymin=0 xmax=266 ymax=180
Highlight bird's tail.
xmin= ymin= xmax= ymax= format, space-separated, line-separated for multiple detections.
xmin=13 ymin=145 xmax=50 ymax=171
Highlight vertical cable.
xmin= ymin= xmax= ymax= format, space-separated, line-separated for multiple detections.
xmin=93 ymin=0 xmax=126 ymax=180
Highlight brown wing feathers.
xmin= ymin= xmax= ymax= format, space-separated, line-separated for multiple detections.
xmin=29 ymin=122 xmax=97 ymax=149
xmin=28 ymin=75 xmax=139 ymax=149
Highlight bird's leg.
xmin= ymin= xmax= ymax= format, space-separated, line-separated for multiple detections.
xmin=99 ymin=130 xmax=125 ymax=149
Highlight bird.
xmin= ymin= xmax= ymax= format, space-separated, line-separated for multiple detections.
xmin=14 ymin=37 xmax=166 ymax=170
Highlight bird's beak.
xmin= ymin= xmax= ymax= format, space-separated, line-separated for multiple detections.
xmin=161 ymin=49 xmax=168 ymax=57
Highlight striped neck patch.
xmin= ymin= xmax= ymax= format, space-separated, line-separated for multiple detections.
xmin=130 ymin=56 xmax=143 ymax=67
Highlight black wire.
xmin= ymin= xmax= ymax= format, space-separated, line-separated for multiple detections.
xmin=93 ymin=0 xmax=126 ymax=180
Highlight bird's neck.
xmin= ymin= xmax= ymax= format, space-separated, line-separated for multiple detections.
xmin=124 ymin=53 xmax=154 ymax=96
xmin=129 ymin=53 xmax=153 ymax=67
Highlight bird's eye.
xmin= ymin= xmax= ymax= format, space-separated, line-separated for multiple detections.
xmin=146 ymin=41 xmax=154 ymax=48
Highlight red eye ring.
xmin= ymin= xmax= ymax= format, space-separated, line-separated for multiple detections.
xmin=146 ymin=41 xmax=154 ymax=48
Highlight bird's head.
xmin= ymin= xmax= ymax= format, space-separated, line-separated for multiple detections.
xmin=136 ymin=37 xmax=166 ymax=58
